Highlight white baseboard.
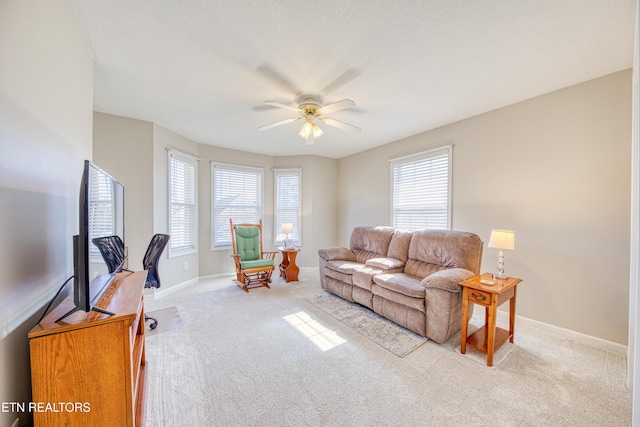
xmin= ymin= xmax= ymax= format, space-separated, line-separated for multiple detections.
xmin=198 ymin=272 xmax=235 ymax=281
xmin=149 ymin=277 xmax=200 ymax=299
xmin=475 ymin=309 xmax=628 ymax=355
xmin=149 ymin=272 xmax=236 ymax=300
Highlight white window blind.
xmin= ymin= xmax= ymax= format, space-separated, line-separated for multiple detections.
xmin=391 ymin=146 xmax=452 ymax=230
xmin=169 ymin=151 xmax=197 ymax=256
xmin=88 ymin=167 xmax=115 ymax=257
xmin=212 ymin=162 xmax=263 ymax=248
xmin=274 ymin=169 xmax=301 ymax=244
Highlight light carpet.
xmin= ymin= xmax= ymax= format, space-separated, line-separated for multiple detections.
xmin=305 ymin=293 xmax=427 ymax=357
xmin=143 ymin=268 xmax=631 ymax=426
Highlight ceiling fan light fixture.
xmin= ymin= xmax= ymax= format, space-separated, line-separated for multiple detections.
xmin=261 ymin=95 xmax=358 ymax=141
xmin=312 ymin=122 xmax=323 ymax=138
xmin=298 ymin=120 xmax=313 ymax=138
xmin=299 ymin=119 xmax=322 ymax=140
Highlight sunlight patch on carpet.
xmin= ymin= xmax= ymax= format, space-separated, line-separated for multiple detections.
xmin=283 ymin=311 xmax=347 ymax=351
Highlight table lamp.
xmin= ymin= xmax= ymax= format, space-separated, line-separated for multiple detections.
xmin=282 ymin=223 xmax=294 ymax=249
xmin=488 ymin=229 xmax=515 ymax=279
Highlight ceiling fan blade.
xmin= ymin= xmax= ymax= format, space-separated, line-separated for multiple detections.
xmin=258 ymin=117 xmax=300 ymax=131
xmin=264 ymin=101 xmax=301 ymax=112
xmin=318 ymin=99 xmax=356 ymax=115
xmin=319 ymin=69 xmax=361 ymax=96
xmin=256 ymin=64 xmax=301 ymax=95
xmin=320 ymin=117 xmax=361 ymax=132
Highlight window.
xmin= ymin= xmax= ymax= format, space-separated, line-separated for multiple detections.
xmin=168 ymin=150 xmax=198 ymax=256
xmin=274 ymin=169 xmax=301 ymax=245
xmin=211 ymin=162 xmax=263 ymax=248
xmin=390 ymin=145 xmax=452 ymax=230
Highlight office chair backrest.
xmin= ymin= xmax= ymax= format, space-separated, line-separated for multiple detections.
xmin=143 ymin=234 xmax=170 ymax=288
xmin=92 ymin=235 xmax=125 ymax=274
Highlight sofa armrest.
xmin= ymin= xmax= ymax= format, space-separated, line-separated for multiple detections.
xmin=318 ymin=247 xmax=356 ymax=262
xmin=365 ymin=257 xmax=405 ymax=270
xmin=421 ymin=268 xmax=475 ymax=293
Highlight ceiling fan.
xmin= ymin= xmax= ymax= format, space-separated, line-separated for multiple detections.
xmin=258 ymin=95 xmax=360 ymax=145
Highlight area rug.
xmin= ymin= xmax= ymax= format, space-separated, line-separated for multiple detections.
xmin=305 ymin=293 xmax=427 ymax=357
xmin=145 ymin=306 xmax=184 ymax=337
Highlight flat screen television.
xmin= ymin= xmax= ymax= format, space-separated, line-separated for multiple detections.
xmin=56 ymin=160 xmax=125 ymax=322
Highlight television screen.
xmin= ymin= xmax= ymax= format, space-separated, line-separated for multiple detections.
xmin=56 ymin=160 xmax=125 ymax=322
xmin=85 ymin=161 xmax=125 ymax=303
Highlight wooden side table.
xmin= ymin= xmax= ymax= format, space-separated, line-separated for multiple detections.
xmin=278 ymin=247 xmax=300 ymax=282
xmin=460 ymin=273 xmax=523 ymax=366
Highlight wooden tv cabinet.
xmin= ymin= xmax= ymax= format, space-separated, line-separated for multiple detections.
xmin=28 ymin=270 xmax=148 ymax=426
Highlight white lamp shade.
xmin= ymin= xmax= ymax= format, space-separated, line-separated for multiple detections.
xmin=488 ymin=229 xmax=515 ymax=250
xmin=281 ymin=223 xmax=293 ymax=234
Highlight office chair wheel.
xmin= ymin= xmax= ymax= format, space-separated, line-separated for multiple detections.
xmin=146 ymin=314 xmax=158 ymax=330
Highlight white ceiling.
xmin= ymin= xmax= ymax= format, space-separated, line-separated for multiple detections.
xmin=72 ymin=1 xmax=635 ymax=159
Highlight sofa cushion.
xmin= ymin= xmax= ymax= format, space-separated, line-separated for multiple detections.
xmin=324 ymin=260 xmax=365 ymax=284
xmin=373 ymin=273 xmax=425 ymax=299
xmin=407 ymin=230 xmax=483 ymax=274
xmin=372 ymin=283 xmax=425 ymax=313
xmin=387 ymin=229 xmax=413 ymax=262
xmin=326 ymin=260 xmax=364 ymax=275
xmin=352 ymin=266 xmax=380 ymax=291
xmin=365 ymin=257 xmax=405 ymax=270
xmin=403 ymin=260 xmax=446 ymax=279
xmin=350 ymin=226 xmax=394 ymax=263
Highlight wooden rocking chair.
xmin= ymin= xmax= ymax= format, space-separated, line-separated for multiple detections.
xmin=230 ymin=219 xmax=277 ymax=292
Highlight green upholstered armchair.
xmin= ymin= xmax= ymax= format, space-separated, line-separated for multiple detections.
xmin=230 ymin=219 xmax=277 ymax=292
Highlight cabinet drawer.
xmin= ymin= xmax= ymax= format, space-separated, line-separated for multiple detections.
xmin=468 ymin=289 xmax=490 ymax=305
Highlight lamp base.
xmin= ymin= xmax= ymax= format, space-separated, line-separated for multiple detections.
xmin=494 ymin=249 xmax=506 ymax=280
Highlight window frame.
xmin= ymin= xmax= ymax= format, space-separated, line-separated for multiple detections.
xmin=274 ymin=168 xmax=302 ymax=246
xmin=167 ymin=150 xmax=199 ymax=258
xmin=389 ymin=145 xmax=452 ymax=230
xmin=211 ymin=162 xmax=264 ymax=250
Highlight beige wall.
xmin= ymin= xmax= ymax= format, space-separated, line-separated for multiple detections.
xmin=93 ymin=112 xmax=154 ymax=271
xmin=0 ymin=1 xmax=94 ymax=425
xmin=339 ymin=70 xmax=632 ymax=344
xmin=152 ymin=124 xmax=200 ymax=285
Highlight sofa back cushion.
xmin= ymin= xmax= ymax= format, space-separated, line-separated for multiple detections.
xmin=350 ymin=226 xmax=394 ymax=263
xmin=387 ymin=229 xmax=413 ymax=262
xmin=404 ymin=230 xmax=483 ymax=277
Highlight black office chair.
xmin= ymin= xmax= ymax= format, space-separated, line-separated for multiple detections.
xmin=143 ymin=234 xmax=170 ymax=330
xmin=92 ymin=235 xmax=126 ymax=274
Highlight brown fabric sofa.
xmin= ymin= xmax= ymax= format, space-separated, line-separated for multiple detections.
xmin=318 ymin=226 xmax=483 ymax=343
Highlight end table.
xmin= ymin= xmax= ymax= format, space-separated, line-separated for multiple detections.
xmin=459 ymin=273 xmax=523 ymax=366
xmin=278 ymin=247 xmax=300 ymax=282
